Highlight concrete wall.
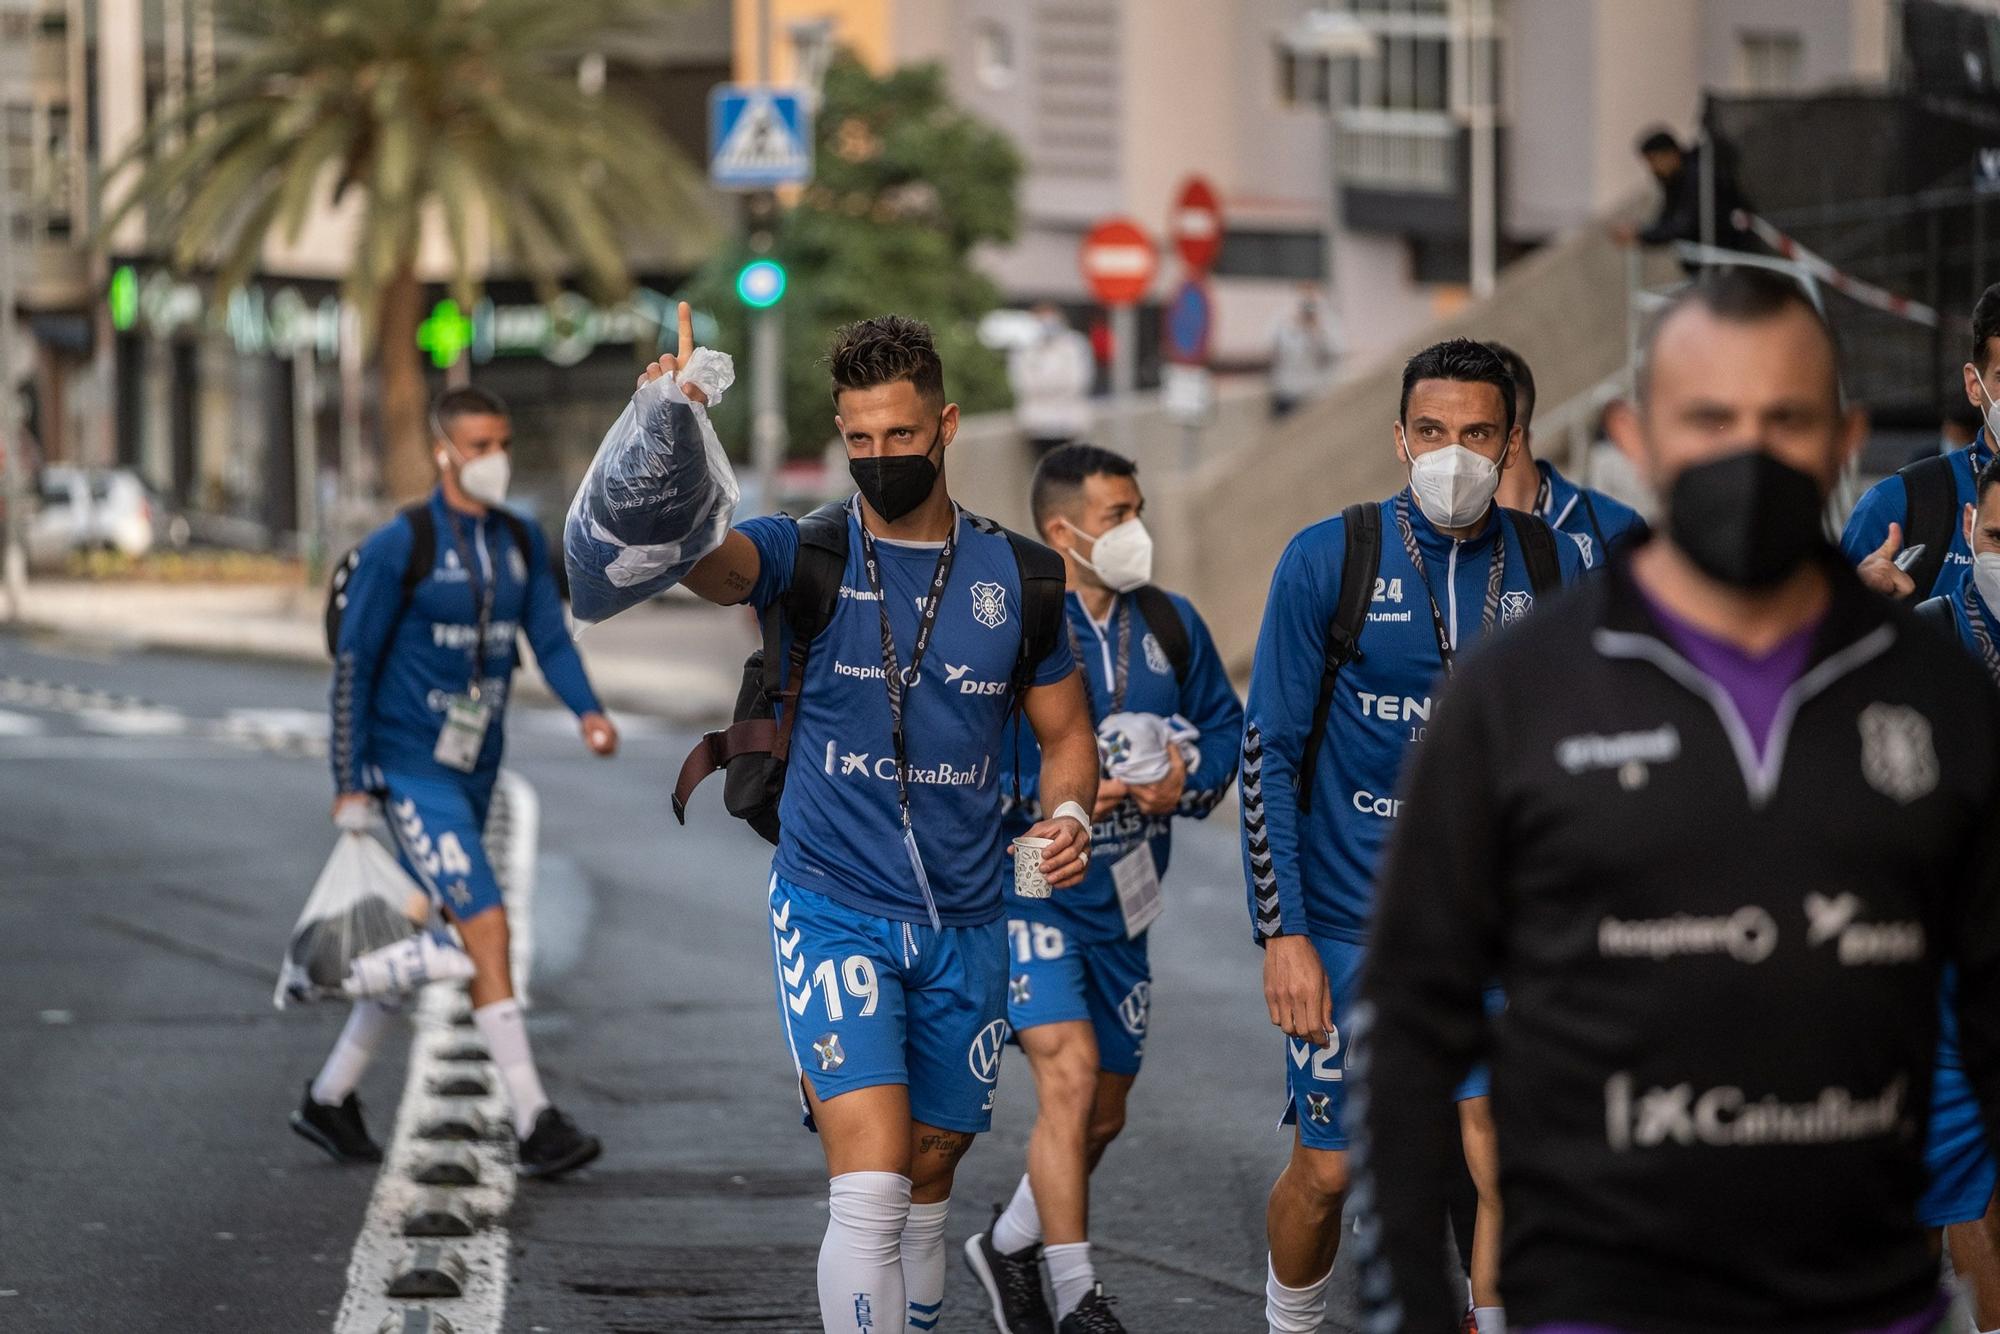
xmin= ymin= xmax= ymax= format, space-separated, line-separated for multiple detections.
xmin=1699 ymin=0 xmax=1865 ymax=93
xmin=1590 ymin=1 xmax=1703 ymax=214
xmin=1507 ymin=0 xmax=1599 ymax=239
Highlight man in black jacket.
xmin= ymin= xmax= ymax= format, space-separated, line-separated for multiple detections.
xmin=1353 ymin=267 xmax=2000 ymax=1333
xmin=1613 ymin=127 xmax=1756 ymax=260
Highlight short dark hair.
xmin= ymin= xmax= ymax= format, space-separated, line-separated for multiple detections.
xmin=1972 ymin=282 xmax=2000 ymax=369
xmin=1636 ymin=127 xmax=1682 ymax=157
xmin=431 ymin=385 xmax=508 ymax=437
xmin=1030 ymin=443 xmax=1138 ymax=534
xmin=827 ymin=315 xmax=946 ymax=407
xmin=1637 ymin=267 xmax=1840 ymax=407
xmin=1485 ymin=342 xmax=1536 ymax=429
xmin=1400 ymin=337 xmax=1516 ymax=437
xmin=1978 ymin=456 xmax=2000 ymax=507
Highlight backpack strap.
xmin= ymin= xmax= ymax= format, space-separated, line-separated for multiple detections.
xmin=397 ymin=502 xmax=436 ymax=601
xmin=1131 ymin=584 xmax=1193 ymax=684
xmin=1510 ymin=509 xmax=1564 ymax=596
xmin=1914 ymin=594 xmax=1957 ymax=633
xmin=1001 ymin=527 xmax=1068 ymax=697
xmin=1297 ymin=503 xmax=1380 ymax=812
xmin=1897 ymin=454 xmax=1957 ymax=602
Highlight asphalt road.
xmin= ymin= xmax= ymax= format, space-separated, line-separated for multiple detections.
xmin=0 ymin=631 xmax=1357 ymax=1333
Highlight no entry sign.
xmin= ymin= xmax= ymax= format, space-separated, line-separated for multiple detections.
xmin=1080 ymin=219 xmax=1158 ymax=306
xmin=1171 ymin=176 xmax=1223 ymax=273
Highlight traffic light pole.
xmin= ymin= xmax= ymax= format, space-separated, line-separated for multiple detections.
xmin=0 ymin=120 xmax=26 ymax=619
xmin=750 ymin=306 xmax=786 ymax=513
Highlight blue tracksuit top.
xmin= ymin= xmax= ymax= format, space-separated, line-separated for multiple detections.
xmin=1841 ymin=429 xmax=1993 ymax=601
xmin=998 ymin=587 xmax=1245 ymax=944
xmin=330 ymin=488 xmax=601 ymax=792
xmin=1240 ymin=492 xmax=1586 ymax=944
xmin=1532 ymin=458 xmax=1647 ymax=570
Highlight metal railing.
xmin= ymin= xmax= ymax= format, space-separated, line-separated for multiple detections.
xmin=1333 ymin=107 xmax=1456 ymax=193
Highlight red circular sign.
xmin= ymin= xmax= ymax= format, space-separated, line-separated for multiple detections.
xmin=1079 ymin=218 xmax=1158 ymax=307
xmin=1172 ymin=176 xmax=1224 ymax=272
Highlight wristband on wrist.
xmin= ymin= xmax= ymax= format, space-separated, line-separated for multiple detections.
xmin=1051 ymin=800 xmax=1091 ymax=832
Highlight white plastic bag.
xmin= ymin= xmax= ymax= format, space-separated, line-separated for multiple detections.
xmin=275 ymin=832 xmax=429 ymax=1009
xmin=563 ymin=358 xmax=741 ymax=626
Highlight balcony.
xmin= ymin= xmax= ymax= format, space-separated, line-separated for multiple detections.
xmin=1334 ymin=107 xmax=1457 ymax=194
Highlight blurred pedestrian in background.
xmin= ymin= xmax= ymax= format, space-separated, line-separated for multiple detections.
xmin=1612 ymin=125 xmax=1756 ymax=260
xmin=1270 ymin=289 xmax=1338 ymax=420
xmin=1011 ymin=304 xmax=1098 ymax=457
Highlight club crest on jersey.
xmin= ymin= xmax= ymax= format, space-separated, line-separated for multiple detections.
xmin=1499 ymin=590 xmax=1533 ymax=624
xmin=1118 ymin=980 xmax=1151 ymax=1037
xmin=812 ymin=1033 xmax=845 ymax=1072
xmin=971 ymin=581 xmax=1008 ymax=629
xmin=1304 ymin=1091 xmax=1333 ymax=1125
xmin=1143 ymin=632 xmax=1171 ymax=676
xmin=968 ymin=1019 xmax=1010 ymax=1083
xmin=1570 ymin=531 xmax=1595 ymax=567
xmin=1858 ymin=703 xmax=1937 ymax=804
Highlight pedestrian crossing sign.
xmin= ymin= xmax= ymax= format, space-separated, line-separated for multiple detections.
xmin=708 ymin=85 xmax=814 ymax=190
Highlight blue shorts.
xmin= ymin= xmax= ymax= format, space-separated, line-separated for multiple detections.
xmin=1005 ymin=921 xmax=1151 ymax=1077
xmin=1280 ymin=935 xmax=1490 ymax=1151
xmin=769 ymin=876 xmax=1009 ymax=1136
xmin=382 ymin=770 xmax=503 ymax=920
xmin=1920 ymin=1062 xmax=1998 ymax=1227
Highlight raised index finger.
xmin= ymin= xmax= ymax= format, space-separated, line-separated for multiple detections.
xmin=677 ymin=300 xmax=695 ymax=364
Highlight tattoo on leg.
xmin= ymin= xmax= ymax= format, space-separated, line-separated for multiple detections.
xmin=916 ymin=1132 xmax=971 ymax=1157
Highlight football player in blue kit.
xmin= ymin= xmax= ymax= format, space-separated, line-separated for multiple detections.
xmin=1241 ymin=339 xmax=1584 ymax=1333
xmin=963 ymin=444 xmax=1244 ymax=1333
xmin=305 ymin=385 xmax=618 ymax=1179
xmin=617 ymin=313 xmax=1101 ymax=1334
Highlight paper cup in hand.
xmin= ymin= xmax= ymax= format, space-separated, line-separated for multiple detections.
xmin=1012 ymin=836 xmax=1055 ymax=899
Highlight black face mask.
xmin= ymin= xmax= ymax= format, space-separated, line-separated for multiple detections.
xmin=850 ymin=429 xmax=944 ymax=522
xmin=1666 ymin=450 xmax=1827 ymax=589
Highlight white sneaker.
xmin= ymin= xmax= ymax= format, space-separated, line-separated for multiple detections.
xmin=343 ymin=933 xmax=476 ymax=998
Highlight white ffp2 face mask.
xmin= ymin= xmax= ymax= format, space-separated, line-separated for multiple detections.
xmin=1404 ymin=439 xmax=1502 ymax=529
xmin=439 ymin=444 xmax=511 ymax=507
xmin=1064 ymin=516 xmax=1154 ymax=593
xmin=1974 ymin=551 xmax=2000 ymax=614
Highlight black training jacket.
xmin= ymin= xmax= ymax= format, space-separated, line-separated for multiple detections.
xmin=1351 ymin=558 xmax=2000 ymax=1334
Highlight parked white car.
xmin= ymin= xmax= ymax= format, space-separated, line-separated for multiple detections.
xmin=28 ymin=467 xmax=158 ymax=563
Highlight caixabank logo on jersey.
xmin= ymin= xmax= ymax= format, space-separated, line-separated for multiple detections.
xmin=822 ymin=741 xmax=991 ymax=788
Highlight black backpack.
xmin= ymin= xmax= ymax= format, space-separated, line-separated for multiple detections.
xmin=672 ymin=502 xmax=1068 ymax=844
xmin=1895 ymin=453 xmax=1957 ymax=604
xmin=323 ymin=502 xmax=534 ymax=657
xmin=1129 ymin=584 xmax=1192 ymax=684
xmin=1294 ymin=505 xmax=1564 ymax=811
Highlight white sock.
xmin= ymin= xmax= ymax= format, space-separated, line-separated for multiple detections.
xmin=311 ymin=1000 xmax=394 ymax=1106
xmin=1474 ymin=1308 xmax=1507 ymax=1334
xmin=1266 ymin=1254 xmax=1333 ymax=1334
xmin=473 ymin=997 xmax=550 ymax=1137
xmin=820 ymin=1172 xmax=911 ymax=1334
xmin=1045 ymin=1241 xmax=1096 ymax=1319
xmin=991 ymin=1173 xmax=1042 ymax=1254
xmin=900 ymin=1197 xmax=949 ymax=1331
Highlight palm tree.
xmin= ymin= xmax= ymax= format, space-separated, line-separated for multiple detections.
xmin=107 ymin=0 xmax=709 ymax=500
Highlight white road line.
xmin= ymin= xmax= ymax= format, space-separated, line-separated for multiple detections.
xmin=0 ymin=709 xmax=46 ymax=737
xmin=332 ymin=770 xmax=540 ymax=1334
xmin=75 ymin=706 xmax=190 ymax=736
xmin=328 ymin=986 xmax=515 ymax=1334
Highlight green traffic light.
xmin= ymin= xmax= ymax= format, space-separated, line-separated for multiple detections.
xmin=736 ymin=259 xmax=787 ymax=309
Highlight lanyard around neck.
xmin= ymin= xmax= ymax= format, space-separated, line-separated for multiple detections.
xmin=853 ymin=500 xmax=960 ymax=829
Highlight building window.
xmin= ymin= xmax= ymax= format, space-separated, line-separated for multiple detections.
xmin=974 ymin=20 xmax=1016 ymax=90
xmin=1737 ymin=29 xmax=1803 ymax=93
xmin=1212 ymin=229 xmax=1328 ymax=281
xmin=1276 ymin=44 xmax=1333 ymax=110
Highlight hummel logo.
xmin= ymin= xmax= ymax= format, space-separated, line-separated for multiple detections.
xmin=1805 ymin=892 xmax=1861 ymax=947
xmin=840 ymin=751 xmax=870 ymax=775
xmin=944 ymin=663 xmax=973 ymax=684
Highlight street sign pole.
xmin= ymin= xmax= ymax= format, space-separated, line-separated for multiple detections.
xmin=1110 ymin=303 xmax=1137 ymax=461
xmin=0 ymin=119 xmax=26 ymax=619
xmin=1079 ymin=217 xmax=1159 ymax=469
xmin=750 ymin=306 xmax=785 ymax=513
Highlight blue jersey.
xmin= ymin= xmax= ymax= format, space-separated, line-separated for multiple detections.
xmin=330 ymin=489 xmax=601 ymax=793
xmin=998 ymin=588 xmax=1244 ymax=944
xmin=739 ymin=506 xmax=1075 ymax=928
xmin=1240 ymin=494 xmax=1586 ymax=943
xmin=1841 ymin=430 xmax=1993 ymax=600
xmin=1533 ymin=459 xmax=1647 ymax=570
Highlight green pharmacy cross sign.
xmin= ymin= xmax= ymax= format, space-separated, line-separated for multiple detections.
xmin=418 ymin=299 xmax=475 ymax=369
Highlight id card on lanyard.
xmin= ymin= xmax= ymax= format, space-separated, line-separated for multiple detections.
xmin=854 ymin=499 xmax=960 ymax=929
xmin=433 ymin=516 xmax=496 ymax=773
